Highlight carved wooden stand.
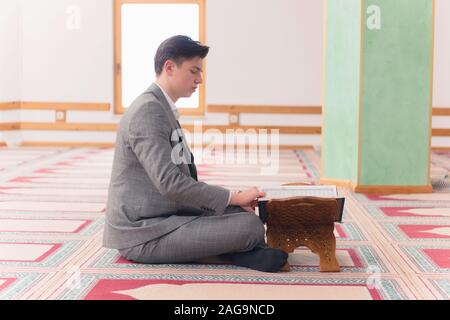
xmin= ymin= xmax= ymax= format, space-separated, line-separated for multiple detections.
xmin=266 ymin=196 xmax=340 ymax=272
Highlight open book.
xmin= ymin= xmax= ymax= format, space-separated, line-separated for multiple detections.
xmin=257 ymin=185 xmax=345 ymax=223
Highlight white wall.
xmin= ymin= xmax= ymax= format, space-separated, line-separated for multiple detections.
xmin=0 ymin=0 xmax=21 ymax=102
xmin=433 ymin=0 xmax=450 ymax=108
xmin=14 ymin=0 xmax=449 ymax=108
xmin=206 ymin=0 xmax=323 ymax=105
xmin=1 ymin=0 xmax=450 ymax=147
xmin=21 ymin=0 xmax=113 ymax=105
xmin=430 ymin=0 xmax=450 ymax=148
xmin=0 ymin=0 xmax=21 ymax=144
xmin=18 ymin=0 xmax=323 ymax=107
xmin=3 ymin=0 xmax=326 ymax=145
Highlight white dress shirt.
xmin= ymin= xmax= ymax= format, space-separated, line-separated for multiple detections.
xmin=155 ymin=83 xmax=180 ymax=120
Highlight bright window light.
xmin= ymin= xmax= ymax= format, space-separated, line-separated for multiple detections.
xmin=121 ymin=4 xmax=200 ymax=109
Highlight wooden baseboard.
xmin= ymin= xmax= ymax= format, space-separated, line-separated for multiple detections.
xmin=192 ymin=144 xmax=314 ymax=150
xmin=0 ymin=102 xmax=21 ymax=110
xmin=353 ymin=184 xmax=433 ymax=194
xmin=319 ymin=178 xmax=433 ymax=194
xmin=20 ymin=122 xmax=118 ymax=131
xmin=0 ymin=102 xmax=110 ymax=111
xmin=1 ymin=103 xmax=448 ymax=116
xmin=16 ymin=142 xmax=313 ymax=150
xmin=207 ymin=105 xmax=322 ymax=114
xmin=0 ymin=122 xmax=118 ymax=131
xmin=432 ymin=129 xmax=450 ymax=136
xmin=0 ymin=123 xmax=20 ymax=130
xmin=181 ymin=124 xmax=321 ymax=135
xmin=432 ymin=147 xmax=450 ymax=151
xmin=0 ymin=121 xmax=321 ymax=135
xmin=274 ymin=145 xmax=315 ymax=150
xmin=432 ymin=108 xmax=450 ymax=116
xmin=319 ymin=178 xmax=354 ymax=188
xmin=20 ymin=141 xmax=115 ymax=148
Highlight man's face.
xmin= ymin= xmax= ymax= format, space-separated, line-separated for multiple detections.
xmin=168 ymin=57 xmax=203 ymax=98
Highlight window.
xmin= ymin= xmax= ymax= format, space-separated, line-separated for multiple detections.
xmin=114 ymin=0 xmax=206 ymax=115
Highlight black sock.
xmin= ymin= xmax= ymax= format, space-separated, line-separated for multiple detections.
xmin=220 ymin=247 xmax=288 ymax=273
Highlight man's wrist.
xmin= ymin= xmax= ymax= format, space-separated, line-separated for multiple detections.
xmin=229 ymin=190 xmax=242 ymax=206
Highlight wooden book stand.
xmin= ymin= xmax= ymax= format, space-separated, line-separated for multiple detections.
xmin=265 ymin=196 xmax=340 ymax=272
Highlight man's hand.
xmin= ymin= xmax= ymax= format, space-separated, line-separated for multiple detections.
xmin=230 ymin=187 xmax=266 ymax=213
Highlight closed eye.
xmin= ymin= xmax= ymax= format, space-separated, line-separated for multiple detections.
xmin=191 ymin=67 xmax=202 ymax=74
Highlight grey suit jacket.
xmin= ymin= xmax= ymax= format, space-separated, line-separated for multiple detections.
xmin=103 ymin=83 xmax=230 ymax=250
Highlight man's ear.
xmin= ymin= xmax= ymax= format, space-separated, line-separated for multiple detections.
xmin=164 ymin=60 xmax=176 ymax=76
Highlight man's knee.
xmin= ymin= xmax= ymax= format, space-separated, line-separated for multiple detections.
xmin=233 ymin=214 xmax=265 ymax=250
xmin=118 ymin=247 xmax=135 ymax=261
xmin=118 ymin=244 xmax=149 ymax=263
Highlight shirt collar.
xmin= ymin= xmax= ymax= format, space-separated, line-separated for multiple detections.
xmin=155 ymin=82 xmax=180 ymax=120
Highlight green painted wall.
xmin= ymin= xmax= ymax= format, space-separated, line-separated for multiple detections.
xmin=359 ymin=0 xmax=433 ymax=185
xmin=322 ymin=0 xmax=433 ymax=187
xmin=322 ymin=0 xmax=361 ymax=182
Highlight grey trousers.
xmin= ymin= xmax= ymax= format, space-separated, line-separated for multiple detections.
xmin=118 ymin=206 xmax=266 ymax=264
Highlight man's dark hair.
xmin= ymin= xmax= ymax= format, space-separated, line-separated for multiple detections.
xmin=154 ymin=35 xmax=209 ymax=75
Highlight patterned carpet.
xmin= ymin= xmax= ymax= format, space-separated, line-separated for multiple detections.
xmin=0 ymin=147 xmax=449 ymax=300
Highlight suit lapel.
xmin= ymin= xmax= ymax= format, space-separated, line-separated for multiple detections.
xmin=145 ymin=83 xmax=197 ymax=181
xmin=145 ymin=83 xmax=178 ymax=130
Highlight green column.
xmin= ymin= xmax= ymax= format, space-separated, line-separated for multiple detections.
xmin=321 ymin=0 xmax=434 ymax=193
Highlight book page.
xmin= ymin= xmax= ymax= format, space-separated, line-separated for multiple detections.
xmin=259 ymin=185 xmax=337 ymax=201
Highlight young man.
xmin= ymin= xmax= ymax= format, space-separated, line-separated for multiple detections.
xmin=103 ymin=35 xmax=288 ymax=272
